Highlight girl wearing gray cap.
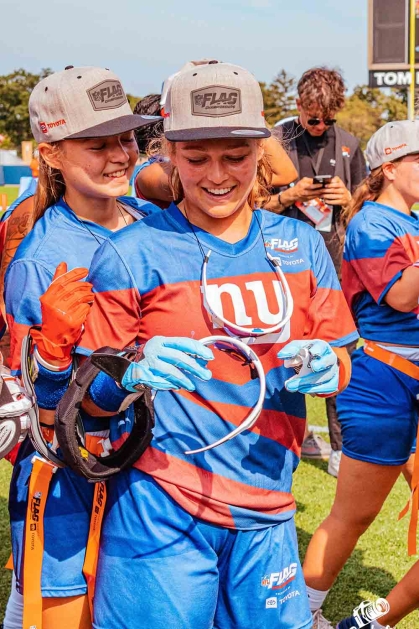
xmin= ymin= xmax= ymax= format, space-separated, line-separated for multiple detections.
xmin=304 ymin=120 xmax=419 ymax=629
xmin=34 ymin=61 xmax=358 ymax=629
xmin=3 ymin=65 xmax=161 ymax=629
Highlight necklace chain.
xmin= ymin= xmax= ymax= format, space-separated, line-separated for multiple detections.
xmin=62 ymin=196 xmax=130 ymax=244
xmin=182 ymin=205 xmax=270 ymax=265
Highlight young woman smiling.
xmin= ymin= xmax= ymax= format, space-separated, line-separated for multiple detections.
xmin=38 ymin=62 xmax=357 ymax=629
xmin=3 ymin=66 xmax=160 ymax=629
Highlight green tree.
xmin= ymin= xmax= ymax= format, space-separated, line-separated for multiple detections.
xmin=260 ymin=69 xmax=298 ymax=127
xmin=127 ymin=93 xmax=141 ymax=110
xmin=337 ymin=85 xmax=407 ymax=150
xmin=0 ymin=68 xmax=52 ymax=150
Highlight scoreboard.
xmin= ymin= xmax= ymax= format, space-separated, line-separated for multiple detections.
xmin=369 ymin=0 xmax=419 ymax=86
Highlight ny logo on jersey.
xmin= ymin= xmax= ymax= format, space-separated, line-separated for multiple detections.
xmin=204 ymin=279 xmax=291 ymax=344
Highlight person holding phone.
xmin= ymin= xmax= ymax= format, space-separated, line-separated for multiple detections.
xmin=270 ymin=67 xmax=367 ymax=475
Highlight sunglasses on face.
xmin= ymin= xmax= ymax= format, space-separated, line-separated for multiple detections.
xmin=307 ymin=118 xmax=336 ymax=127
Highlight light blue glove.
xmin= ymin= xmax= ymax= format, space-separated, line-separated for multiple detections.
xmin=277 ymin=339 xmax=339 ymax=395
xmin=121 ymin=336 xmax=214 ymax=393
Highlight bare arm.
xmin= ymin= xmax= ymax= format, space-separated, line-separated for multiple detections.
xmin=384 ymin=265 xmax=419 ymax=312
xmin=135 ymin=162 xmax=173 ymax=203
xmin=264 ymin=136 xmax=298 ymax=187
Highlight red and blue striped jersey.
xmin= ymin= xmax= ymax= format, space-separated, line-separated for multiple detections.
xmin=79 ymin=204 xmax=358 ymax=529
xmin=342 ymin=201 xmax=419 ymax=345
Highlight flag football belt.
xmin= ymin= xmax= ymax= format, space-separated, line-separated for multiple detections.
xmin=54 ymin=346 xmax=155 ymax=482
xmin=23 ymin=431 xmax=107 ymax=629
xmin=364 ymin=341 xmax=419 ymax=555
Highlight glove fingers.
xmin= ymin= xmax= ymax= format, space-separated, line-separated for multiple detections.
xmin=50 ymin=266 xmax=90 ymax=286
xmin=58 ymin=288 xmax=95 ymax=308
xmin=309 ymin=341 xmax=336 ymax=373
xmin=298 ymin=374 xmax=339 ymax=395
xmin=123 ymin=362 xmax=195 ymax=392
xmin=46 ymin=284 xmax=94 ymax=307
xmin=52 ymin=262 xmax=68 ymax=281
xmin=156 ymin=337 xmax=214 ymax=362
xmin=277 ymin=340 xmax=308 ymax=360
xmin=156 ymin=350 xmax=212 ymax=381
xmin=285 ymin=370 xmax=336 ymax=393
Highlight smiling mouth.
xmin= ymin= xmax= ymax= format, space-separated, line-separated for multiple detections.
xmin=203 ymin=186 xmax=235 ymax=198
xmin=104 ymin=169 xmax=127 ymax=179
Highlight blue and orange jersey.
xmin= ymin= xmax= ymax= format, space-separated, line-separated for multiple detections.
xmin=79 ymin=203 xmax=357 ymax=529
xmin=342 ymin=201 xmax=419 ymax=344
xmin=5 ymin=196 xmax=159 ymax=381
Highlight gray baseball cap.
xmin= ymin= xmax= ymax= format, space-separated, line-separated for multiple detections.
xmin=366 ymin=120 xmax=419 ymax=170
xmin=163 ymin=62 xmax=271 ymax=141
xmin=29 ymin=66 xmax=161 ymax=144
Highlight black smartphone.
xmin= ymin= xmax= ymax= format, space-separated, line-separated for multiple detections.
xmin=313 ymin=175 xmax=332 ymax=185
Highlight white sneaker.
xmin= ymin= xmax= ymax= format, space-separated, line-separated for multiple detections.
xmin=327 ymin=450 xmax=342 ymax=478
xmin=312 ymin=608 xmax=334 ymax=628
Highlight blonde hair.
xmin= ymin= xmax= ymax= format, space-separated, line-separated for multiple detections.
xmin=33 ymin=144 xmax=66 ymax=224
xmin=148 ymin=136 xmax=272 ymax=208
xmin=342 ymin=167 xmax=385 ymax=227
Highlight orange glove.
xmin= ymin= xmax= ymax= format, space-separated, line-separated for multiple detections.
xmin=32 ymin=262 xmax=95 ymax=367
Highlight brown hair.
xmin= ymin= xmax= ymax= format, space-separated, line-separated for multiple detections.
xmin=297 ymin=67 xmax=345 ymax=117
xmin=342 ymin=168 xmax=385 ymax=227
xmin=33 ymin=145 xmax=66 ymax=224
xmin=148 ymin=136 xmax=272 ymax=208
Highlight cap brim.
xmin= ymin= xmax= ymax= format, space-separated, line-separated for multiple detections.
xmin=65 ymin=114 xmax=162 ymax=140
xmin=165 ymin=127 xmax=271 ymax=141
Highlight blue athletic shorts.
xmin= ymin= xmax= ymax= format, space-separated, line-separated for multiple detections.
xmin=9 ymin=438 xmax=94 ymax=597
xmin=337 ymin=348 xmax=419 ymax=466
xmin=93 ymin=469 xmax=311 ymax=629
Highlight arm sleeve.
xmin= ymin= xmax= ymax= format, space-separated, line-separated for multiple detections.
xmin=34 ymin=362 xmax=72 ymax=410
xmin=303 ymin=232 xmax=359 ymax=346
xmin=347 ymin=221 xmax=412 ymax=304
xmin=5 ymin=260 xmax=53 ymax=374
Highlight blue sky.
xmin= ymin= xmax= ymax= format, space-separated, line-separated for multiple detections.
xmin=2 ymin=0 xmax=367 ymax=97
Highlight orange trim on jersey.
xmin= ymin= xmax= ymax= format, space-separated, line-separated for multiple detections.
xmin=133 ymin=446 xmax=296 ymax=528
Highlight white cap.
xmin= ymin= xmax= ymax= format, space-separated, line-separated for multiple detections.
xmin=163 ymin=62 xmax=270 ymax=141
xmin=366 ymin=120 xmax=419 ymax=169
xmin=160 ymin=59 xmax=220 ymax=111
xmin=29 ymin=66 xmax=161 ymax=144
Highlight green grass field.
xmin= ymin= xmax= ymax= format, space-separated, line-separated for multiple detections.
xmin=0 ymin=186 xmax=19 ymax=208
xmin=296 ymin=397 xmax=419 ymax=627
xmin=0 ymin=400 xmax=416 ymax=625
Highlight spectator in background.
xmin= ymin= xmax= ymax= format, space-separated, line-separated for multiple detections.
xmin=270 ymin=67 xmax=367 ymax=476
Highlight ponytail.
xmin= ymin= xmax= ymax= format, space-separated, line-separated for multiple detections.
xmin=33 ymin=145 xmax=65 ymax=225
xmin=342 ymin=168 xmax=385 ymax=227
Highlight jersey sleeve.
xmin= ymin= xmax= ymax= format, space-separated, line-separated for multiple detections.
xmin=303 ymin=232 xmax=358 ymax=346
xmin=345 ymin=220 xmax=412 ymax=305
xmin=77 ymin=238 xmax=141 ymax=355
xmin=5 ymin=259 xmax=53 ymax=373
